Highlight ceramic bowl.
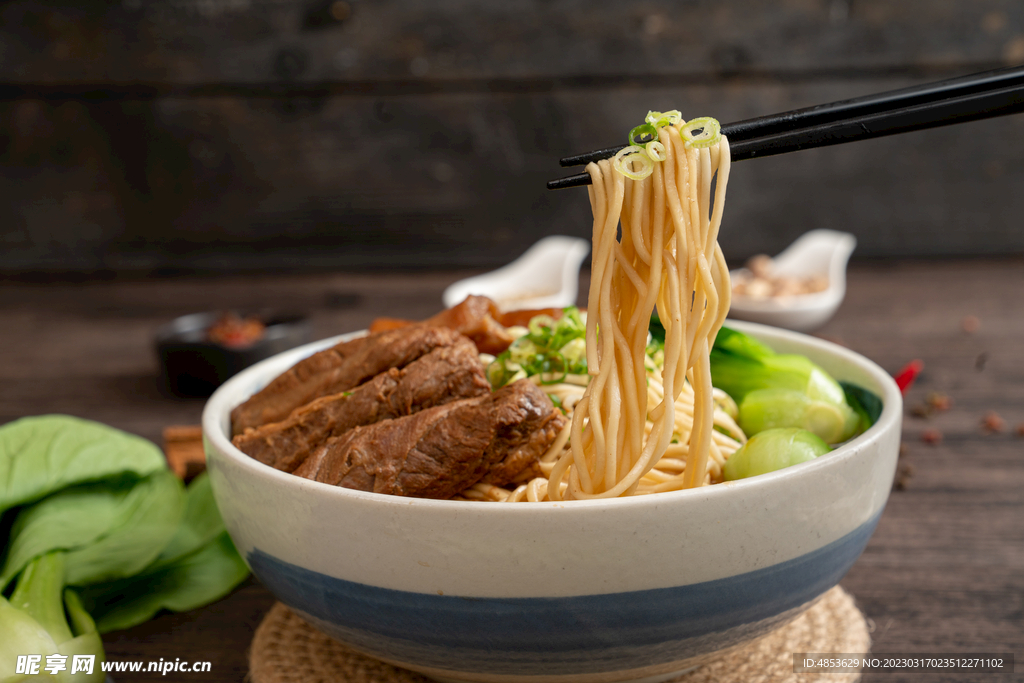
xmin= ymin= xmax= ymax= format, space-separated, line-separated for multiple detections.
xmin=442 ymin=235 xmax=591 ymax=312
xmin=202 ymin=321 xmax=901 ymax=683
xmin=728 ymin=230 xmax=857 ymax=332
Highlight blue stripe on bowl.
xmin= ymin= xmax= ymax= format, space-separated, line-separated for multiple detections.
xmin=248 ymin=510 xmax=880 ymax=676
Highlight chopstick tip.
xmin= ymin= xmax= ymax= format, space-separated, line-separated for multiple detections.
xmin=547 ymin=173 xmax=592 ymax=190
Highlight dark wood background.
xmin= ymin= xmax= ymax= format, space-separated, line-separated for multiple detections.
xmin=2 ymin=0 xmax=1024 ymax=276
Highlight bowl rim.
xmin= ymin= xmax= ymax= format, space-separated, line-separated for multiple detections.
xmin=202 ymin=319 xmax=902 ymax=512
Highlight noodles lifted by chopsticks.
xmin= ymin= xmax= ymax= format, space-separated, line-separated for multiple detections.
xmin=551 ymin=114 xmax=733 ymax=500
xmin=458 ymin=113 xmax=738 ymax=504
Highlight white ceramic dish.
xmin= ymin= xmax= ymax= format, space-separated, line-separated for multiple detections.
xmin=728 ymin=230 xmax=857 ymax=332
xmin=442 ymin=235 xmax=590 ymax=312
xmin=203 ymin=321 xmax=901 ymax=683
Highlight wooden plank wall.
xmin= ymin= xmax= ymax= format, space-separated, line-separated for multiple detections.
xmin=1 ymin=0 xmax=1023 ymax=275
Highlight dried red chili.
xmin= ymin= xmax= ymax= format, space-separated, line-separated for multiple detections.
xmin=893 ymin=359 xmax=924 ymax=395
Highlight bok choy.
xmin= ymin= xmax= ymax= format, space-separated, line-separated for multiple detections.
xmin=1 ymin=416 xmax=249 ymax=681
xmin=708 ymin=327 xmax=881 ymax=444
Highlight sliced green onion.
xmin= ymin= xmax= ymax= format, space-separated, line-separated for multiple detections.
xmin=628 ymin=123 xmax=659 ymax=147
xmin=538 ymin=351 xmax=568 ymax=385
xmin=486 ymin=358 xmax=507 ymax=388
xmin=560 ymin=337 xmax=587 ymax=368
xmin=645 ymin=140 xmax=667 ymax=161
xmin=646 ymin=110 xmax=683 ymax=127
xmin=508 ymin=337 xmax=540 ymax=366
xmin=681 ymin=117 xmax=721 ymax=149
xmin=528 ymin=315 xmax=557 ymax=338
xmin=507 ymin=368 xmax=527 ymax=384
xmin=613 ymin=147 xmax=654 ymax=181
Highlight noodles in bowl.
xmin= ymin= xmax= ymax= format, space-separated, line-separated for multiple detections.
xmin=201 ymin=112 xmax=903 ymax=682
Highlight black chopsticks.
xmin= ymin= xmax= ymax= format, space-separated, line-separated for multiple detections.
xmin=548 ymin=65 xmax=1024 ymax=190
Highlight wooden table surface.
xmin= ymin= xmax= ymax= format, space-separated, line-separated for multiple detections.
xmin=1 ymin=259 xmax=1022 ymax=683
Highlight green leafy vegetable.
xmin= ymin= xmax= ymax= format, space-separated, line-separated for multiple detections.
xmin=648 ymin=312 xmax=666 ymax=348
xmin=0 ymin=418 xmax=249 ymax=676
xmin=738 ymin=388 xmax=859 ymax=445
xmin=709 ymin=326 xmax=775 ymax=367
xmin=63 ymin=471 xmax=184 ymax=586
xmin=82 ymin=533 xmax=249 ymax=634
xmin=1 ymin=470 xmax=184 ymax=590
xmin=710 ymin=327 xmax=869 ymax=443
xmin=840 ymin=381 xmax=884 ymax=433
xmin=723 ymin=428 xmax=831 ymax=481
xmin=148 ymin=473 xmax=223 ymax=569
xmin=0 ymin=415 xmax=166 ymax=515
xmin=0 ymin=552 xmax=106 ymax=683
xmin=710 ymin=327 xmax=845 ymax=405
xmin=79 ymin=471 xmax=248 ymax=633
xmin=10 ymin=553 xmax=73 ymax=644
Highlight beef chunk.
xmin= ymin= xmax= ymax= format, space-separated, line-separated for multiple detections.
xmin=230 ymin=326 xmax=461 ymax=435
xmin=369 ymin=295 xmax=515 ymax=355
xmin=481 ymin=380 xmax=569 ymax=486
xmin=294 ymin=397 xmax=498 ymax=499
xmin=294 ymin=379 xmax=567 ymax=499
xmin=233 ymin=337 xmax=490 ymax=472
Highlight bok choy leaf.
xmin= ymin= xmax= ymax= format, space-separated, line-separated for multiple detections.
xmin=0 ymin=416 xmax=166 ymax=516
xmin=709 ymin=326 xmax=882 ymax=443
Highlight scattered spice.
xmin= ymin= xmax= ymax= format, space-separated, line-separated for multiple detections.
xmin=981 ymin=411 xmax=1006 ymax=434
xmin=921 ymin=428 xmax=943 ymax=445
xmin=962 ymin=315 xmax=980 ymax=333
xmin=893 ymin=359 xmax=924 ymax=395
xmin=1016 ymin=423 xmax=1024 ymax=438
xmin=912 ymin=391 xmax=953 ymax=419
xmin=975 ymin=352 xmax=989 ymax=371
xmin=899 ymin=442 xmax=909 ymax=458
xmin=910 ymin=404 xmax=931 ymax=419
xmin=926 ymin=392 xmax=952 ymax=412
xmin=893 ymin=462 xmax=914 ymax=490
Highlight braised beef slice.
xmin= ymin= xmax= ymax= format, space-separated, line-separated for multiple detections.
xmin=233 ymin=337 xmax=489 ymax=472
xmin=369 ymin=295 xmax=514 ymax=355
xmin=230 ymin=326 xmax=461 ymax=435
xmin=294 ymin=396 xmax=498 ymax=499
xmin=294 ymin=379 xmax=566 ymax=499
xmin=480 ymin=380 xmax=568 ymax=486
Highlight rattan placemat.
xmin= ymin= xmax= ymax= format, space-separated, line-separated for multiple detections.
xmin=249 ymin=585 xmax=869 ymax=683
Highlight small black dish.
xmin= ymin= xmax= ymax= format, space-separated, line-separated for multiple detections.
xmin=156 ymin=311 xmax=311 ymax=397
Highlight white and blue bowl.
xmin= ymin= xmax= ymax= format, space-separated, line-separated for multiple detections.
xmin=202 ymin=321 xmax=902 ymax=683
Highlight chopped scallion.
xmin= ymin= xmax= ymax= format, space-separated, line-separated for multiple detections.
xmin=487 ymin=307 xmax=589 ymax=389
xmin=681 ymin=117 xmax=721 ymax=149
xmin=628 ymin=123 xmax=659 ymax=147
xmin=646 ymin=110 xmax=683 ymax=127
xmin=613 ymin=147 xmax=654 ymax=181
xmin=645 ymin=140 xmax=667 ymax=161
